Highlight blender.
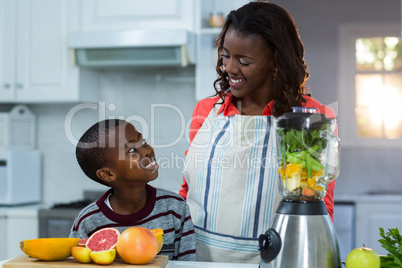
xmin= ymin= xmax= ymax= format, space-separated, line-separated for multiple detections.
xmin=259 ymin=107 xmax=341 ymax=268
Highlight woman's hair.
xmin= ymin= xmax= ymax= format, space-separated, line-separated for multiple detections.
xmin=214 ymin=1 xmax=309 ymax=116
xmin=76 ymin=119 xmax=126 ymax=186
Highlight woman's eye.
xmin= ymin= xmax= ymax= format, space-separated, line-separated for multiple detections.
xmin=221 ymin=53 xmax=229 ymax=59
xmin=239 ymin=59 xmax=250 ymax=66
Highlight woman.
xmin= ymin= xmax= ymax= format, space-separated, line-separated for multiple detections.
xmin=180 ymin=1 xmax=336 ymax=263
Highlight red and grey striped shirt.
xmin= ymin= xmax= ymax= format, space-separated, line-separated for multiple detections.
xmin=69 ymin=184 xmax=196 ymax=261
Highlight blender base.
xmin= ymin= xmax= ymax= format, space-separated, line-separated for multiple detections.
xmin=259 ymin=200 xmax=342 ymax=268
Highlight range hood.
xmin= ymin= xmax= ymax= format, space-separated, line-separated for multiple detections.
xmin=68 ymin=29 xmax=195 ymax=67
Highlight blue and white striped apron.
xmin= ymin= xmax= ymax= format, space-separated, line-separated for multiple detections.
xmin=184 ymin=104 xmax=281 ymax=263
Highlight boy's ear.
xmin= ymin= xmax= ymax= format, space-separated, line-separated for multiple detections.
xmin=96 ymin=168 xmax=117 ymax=183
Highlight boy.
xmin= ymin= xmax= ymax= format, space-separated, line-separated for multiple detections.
xmin=69 ymin=119 xmax=196 ymax=261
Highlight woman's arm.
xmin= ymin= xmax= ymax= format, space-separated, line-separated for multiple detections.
xmin=305 ymin=97 xmax=337 ymax=221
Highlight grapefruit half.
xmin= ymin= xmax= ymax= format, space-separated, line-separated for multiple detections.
xmin=86 ymin=227 xmax=120 ymax=252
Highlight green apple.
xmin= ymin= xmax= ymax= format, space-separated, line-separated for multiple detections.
xmin=345 ymin=245 xmax=380 ymax=268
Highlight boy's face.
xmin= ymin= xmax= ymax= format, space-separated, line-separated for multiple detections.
xmin=106 ymin=122 xmax=159 ymax=184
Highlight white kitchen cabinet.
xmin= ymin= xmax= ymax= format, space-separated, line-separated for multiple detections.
xmin=0 ymin=216 xmax=6 ymax=260
xmin=67 ymin=0 xmax=252 ymax=101
xmin=79 ymin=0 xmax=194 ymax=32
xmin=0 ymin=0 xmax=97 ymax=103
xmin=0 ymin=0 xmax=15 ymax=101
xmin=6 ymin=214 xmax=39 ymax=259
xmin=333 ymin=202 xmax=355 ymax=262
xmin=194 ymin=0 xmax=251 ymax=100
xmin=355 ymin=196 xmax=402 ymax=255
xmin=0 ymin=206 xmax=39 ymax=260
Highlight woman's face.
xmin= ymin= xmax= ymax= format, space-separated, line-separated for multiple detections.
xmin=222 ymin=26 xmax=275 ymax=101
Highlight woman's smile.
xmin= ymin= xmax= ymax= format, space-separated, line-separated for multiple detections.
xmin=228 ymin=75 xmax=246 ymax=88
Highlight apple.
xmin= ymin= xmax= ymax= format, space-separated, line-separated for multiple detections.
xmin=345 ymin=245 xmax=380 ymax=268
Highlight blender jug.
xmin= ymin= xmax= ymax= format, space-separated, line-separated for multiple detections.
xmin=259 ymin=107 xmax=341 ymax=268
xmin=276 ymin=107 xmax=340 ymax=201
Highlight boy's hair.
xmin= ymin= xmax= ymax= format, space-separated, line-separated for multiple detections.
xmin=76 ymin=119 xmax=126 ymax=185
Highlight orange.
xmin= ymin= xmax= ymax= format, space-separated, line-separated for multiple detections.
xmin=72 ymin=246 xmax=92 ymax=263
xmin=150 ymin=228 xmax=164 ymax=254
xmin=116 ymin=227 xmax=158 ymax=264
xmin=285 ymin=163 xmax=302 ymax=177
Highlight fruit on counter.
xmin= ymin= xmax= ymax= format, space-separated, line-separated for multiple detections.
xmin=116 ymin=226 xmax=159 ymax=264
xmin=345 ymin=245 xmax=380 ymax=268
xmin=19 ymin=237 xmax=80 ymax=261
xmin=72 ymin=246 xmax=92 ymax=263
xmin=78 ymin=237 xmax=88 ymax=247
xmin=378 ymin=227 xmax=402 ymax=267
xmin=90 ymin=249 xmax=116 ymax=265
xmin=86 ymin=227 xmax=120 ymax=252
xmin=150 ymin=228 xmax=164 ymax=254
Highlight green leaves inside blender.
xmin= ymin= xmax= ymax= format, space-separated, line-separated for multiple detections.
xmin=279 ymin=123 xmax=330 ymax=179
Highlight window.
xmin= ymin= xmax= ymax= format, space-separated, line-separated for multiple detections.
xmin=339 ymin=24 xmax=402 ymax=147
xmin=355 ymin=37 xmax=402 ymax=139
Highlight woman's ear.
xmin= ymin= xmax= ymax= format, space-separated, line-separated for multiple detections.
xmin=96 ymin=168 xmax=117 ymax=183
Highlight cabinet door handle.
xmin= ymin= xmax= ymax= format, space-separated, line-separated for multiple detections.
xmin=16 ymin=83 xmax=23 ymax=89
xmin=3 ymin=83 xmax=10 ymax=89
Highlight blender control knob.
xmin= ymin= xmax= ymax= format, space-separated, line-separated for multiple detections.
xmin=259 ymin=228 xmax=282 ymax=263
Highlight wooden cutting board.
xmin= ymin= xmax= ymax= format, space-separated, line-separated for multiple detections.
xmin=4 ymin=254 xmax=168 ymax=268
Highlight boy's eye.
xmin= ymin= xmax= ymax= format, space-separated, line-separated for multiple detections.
xmin=128 ymin=139 xmax=147 ymax=153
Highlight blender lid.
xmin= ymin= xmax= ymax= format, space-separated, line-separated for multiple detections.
xmin=276 ymin=110 xmax=334 ymax=129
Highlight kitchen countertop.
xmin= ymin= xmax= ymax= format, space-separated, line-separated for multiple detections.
xmin=334 ymin=193 xmax=402 ymax=203
xmin=0 ymin=204 xmax=262 ymax=267
xmin=0 ymin=203 xmax=48 ymax=217
xmin=166 ymin=261 xmax=260 ymax=267
xmin=0 ymin=258 xmax=262 ymax=268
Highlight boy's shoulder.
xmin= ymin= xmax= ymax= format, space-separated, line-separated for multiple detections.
xmin=154 ymin=187 xmax=186 ymax=202
xmin=73 ymin=200 xmax=99 ymax=220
